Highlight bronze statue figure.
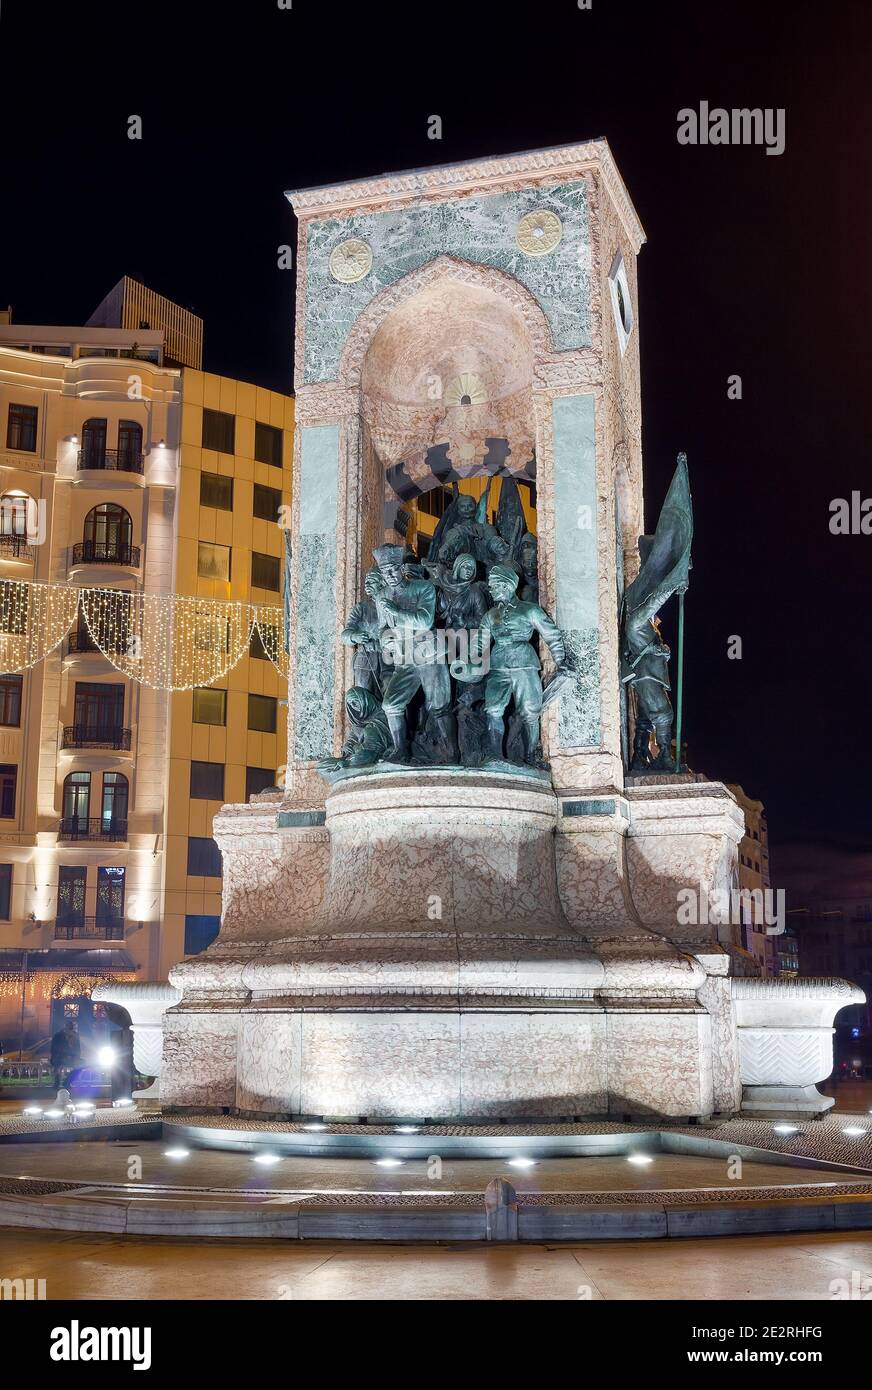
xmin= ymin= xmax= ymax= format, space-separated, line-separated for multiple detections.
xmin=367 ymin=543 xmax=456 ymax=763
xmin=481 ymin=563 xmax=568 ymax=767
xmin=620 ymin=455 xmax=693 ymax=773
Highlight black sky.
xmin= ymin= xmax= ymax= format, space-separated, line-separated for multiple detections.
xmin=1 ymin=0 xmax=870 ymax=853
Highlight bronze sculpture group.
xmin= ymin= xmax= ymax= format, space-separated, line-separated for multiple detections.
xmin=321 ymin=478 xmax=568 ymax=774
xmin=320 ymin=457 xmax=692 ymax=778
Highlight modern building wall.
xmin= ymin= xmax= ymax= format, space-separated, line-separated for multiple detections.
xmin=727 ymin=784 xmax=781 ymax=975
xmin=87 ymin=277 xmax=203 ymax=370
xmin=162 ymin=370 xmax=292 ymax=977
xmin=0 ymin=328 xmax=292 ymax=1053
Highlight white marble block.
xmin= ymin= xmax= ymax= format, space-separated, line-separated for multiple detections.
xmin=733 ymin=977 xmax=866 ymax=1116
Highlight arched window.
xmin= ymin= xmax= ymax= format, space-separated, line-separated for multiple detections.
xmin=81 ymin=418 xmax=108 ymax=468
xmin=0 ymin=493 xmax=32 ymax=537
xmin=82 ymin=504 xmax=133 ymax=562
xmin=62 ymin=771 xmax=91 ymax=830
xmin=118 ymin=420 xmax=142 ymax=468
xmin=101 ymin=772 xmax=128 ymax=831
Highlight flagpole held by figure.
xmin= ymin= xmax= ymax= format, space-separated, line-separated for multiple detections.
xmin=620 ymin=450 xmax=693 ymax=775
xmin=674 ymin=587 xmax=685 ymax=773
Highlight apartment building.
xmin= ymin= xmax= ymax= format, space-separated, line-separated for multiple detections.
xmin=0 ymin=291 xmax=291 ymax=1055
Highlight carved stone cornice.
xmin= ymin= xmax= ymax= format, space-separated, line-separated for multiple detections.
xmin=294 ymin=382 xmax=359 ymax=426
xmin=286 ymin=141 xmax=646 ymax=254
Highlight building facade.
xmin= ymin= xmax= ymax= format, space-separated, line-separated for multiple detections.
xmin=727 ymin=784 xmax=781 ymax=975
xmin=0 ymin=298 xmax=292 ymax=1056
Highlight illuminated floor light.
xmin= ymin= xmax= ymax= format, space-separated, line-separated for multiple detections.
xmin=253 ymin=1153 xmax=281 ymax=1166
xmin=374 ymin=1158 xmax=404 ymax=1168
xmin=113 ymin=1098 xmax=134 ymax=1108
xmin=841 ymin=1126 xmax=866 ymax=1137
xmin=626 ymin=1153 xmax=654 ymax=1166
xmin=507 ymin=1157 xmax=537 ymax=1170
xmin=773 ymin=1123 xmax=800 ymax=1135
xmin=164 ymin=1148 xmax=190 ymax=1160
xmin=43 ymin=1108 xmax=64 ymax=1119
xmin=394 ymin=1125 xmax=420 ymax=1134
xmin=302 ymin=1123 xmax=327 ymax=1132
xmin=23 ymin=1106 xmax=42 ymax=1116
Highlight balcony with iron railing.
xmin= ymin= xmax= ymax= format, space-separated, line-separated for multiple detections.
xmin=57 ymin=816 xmax=128 ymax=842
xmin=52 ymin=916 xmax=126 ymax=941
xmin=65 ymin=628 xmax=132 ymax=656
xmin=0 ymin=534 xmax=35 ymax=561
xmin=70 ymin=540 xmax=141 ymax=567
xmin=77 ymin=447 xmax=144 ymax=475
xmin=61 ymin=726 xmax=132 ymax=751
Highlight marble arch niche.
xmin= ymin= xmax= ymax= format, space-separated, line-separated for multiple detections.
xmin=288 ymin=250 xmax=613 ymax=805
xmin=358 ymin=271 xmax=536 ymax=517
xmin=357 ymin=272 xmax=539 ymax=552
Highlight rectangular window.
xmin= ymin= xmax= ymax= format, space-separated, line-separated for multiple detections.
xmin=0 ymin=675 xmax=22 ymax=726
xmin=254 ymin=421 xmax=282 ymax=468
xmin=201 ymin=408 xmax=235 ymax=454
xmin=6 ymin=403 xmax=38 ymax=452
xmin=251 ymin=551 xmax=280 ymax=591
xmin=0 ymin=864 xmax=11 ymax=920
xmin=192 ymin=687 xmax=226 ymax=725
xmin=96 ymin=866 xmax=125 ymax=926
xmin=199 ymin=471 xmax=233 ymax=511
xmin=187 ymin=836 xmax=223 ymax=877
xmin=57 ymin=865 xmax=86 ymax=928
xmin=249 ymin=626 xmax=268 ymax=661
xmin=248 ymin=694 xmax=277 ymax=733
xmin=185 ymin=914 xmax=221 ymax=954
xmin=0 ymin=765 xmax=17 ymax=818
xmin=417 ymin=486 xmax=453 ymax=520
xmin=197 ymin=541 xmax=231 ymax=581
xmin=246 ymin=766 xmax=275 ymax=801
xmin=73 ymin=682 xmax=124 ymax=738
xmin=253 ymin=483 xmax=282 ymax=522
xmin=190 ymin=760 xmax=225 ymax=800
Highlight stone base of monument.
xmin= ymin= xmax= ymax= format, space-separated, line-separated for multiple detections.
xmin=155 ymin=770 xmax=864 ymax=1126
xmin=739 ymin=1085 xmax=837 ymax=1118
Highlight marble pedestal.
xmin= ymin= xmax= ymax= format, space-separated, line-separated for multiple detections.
xmin=159 ymin=772 xmax=864 ymax=1124
xmin=162 ymin=770 xmax=718 ymax=1121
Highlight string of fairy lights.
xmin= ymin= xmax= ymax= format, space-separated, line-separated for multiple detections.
xmin=0 ymin=969 xmax=137 ymax=1004
xmin=0 ymin=578 xmax=288 ymax=689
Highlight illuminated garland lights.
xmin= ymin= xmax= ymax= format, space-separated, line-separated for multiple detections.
xmin=0 ymin=580 xmax=79 ymax=673
xmin=0 ymin=579 xmax=287 ymax=691
xmin=0 ymin=971 xmax=137 ymax=1003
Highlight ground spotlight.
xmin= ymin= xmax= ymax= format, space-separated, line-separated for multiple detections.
xmin=627 ymin=1153 xmax=654 ymax=1166
xmin=374 ymin=1158 xmax=404 ymax=1168
xmin=507 ymin=1157 xmax=537 ymax=1170
xmin=253 ymin=1153 xmax=281 ymax=1166
xmin=164 ymin=1148 xmax=191 ymax=1160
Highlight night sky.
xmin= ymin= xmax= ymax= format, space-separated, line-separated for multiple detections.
xmin=2 ymin=0 xmax=870 ymax=855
